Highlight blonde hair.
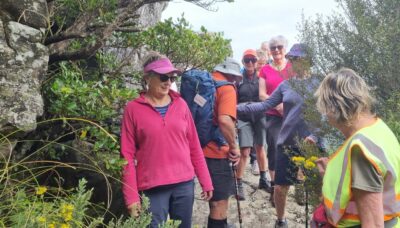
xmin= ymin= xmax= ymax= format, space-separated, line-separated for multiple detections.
xmin=142 ymin=51 xmax=166 ymax=76
xmin=315 ymin=68 xmax=375 ymax=125
xmin=256 ymin=49 xmax=267 ymax=60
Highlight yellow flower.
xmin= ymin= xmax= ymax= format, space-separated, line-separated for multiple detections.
xmin=36 ymin=216 xmax=46 ymax=223
xmin=80 ymin=129 xmax=87 ymax=139
xmin=304 ymin=160 xmax=316 ymax=170
xmin=63 ymin=212 xmax=73 ymax=221
xmin=60 ymin=203 xmax=74 ymax=221
xmin=48 ymin=223 xmax=56 ymax=228
xmin=309 ymin=156 xmax=319 ymax=162
xmin=35 ymin=186 xmax=47 ymax=195
xmin=60 ymin=223 xmax=70 ymax=228
xmin=291 ymin=156 xmax=306 ymax=166
xmin=61 ymin=203 xmax=74 ymax=213
xmin=60 ymin=87 xmax=73 ymax=94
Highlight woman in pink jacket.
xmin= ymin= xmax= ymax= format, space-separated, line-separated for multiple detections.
xmin=120 ymin=52 xmax=213 ymax=228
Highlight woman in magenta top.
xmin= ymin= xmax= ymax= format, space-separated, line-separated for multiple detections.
xmin=120 ymin=51 xmax=213 ymax=228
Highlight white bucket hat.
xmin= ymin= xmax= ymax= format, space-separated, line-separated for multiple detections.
xmin=213 ymin=58 xmax=242 ymax=78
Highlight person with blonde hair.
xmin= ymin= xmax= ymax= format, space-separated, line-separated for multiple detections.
xmin=314 ymin=68 xmax=400 ymax=227
xmin=255 ymin=48 xmax=268 ymax=72
xmin=120 ymin=51 xmax=213 ymax=228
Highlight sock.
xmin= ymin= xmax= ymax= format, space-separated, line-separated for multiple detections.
xmin=277 ymin=218 xmax=287 ymax=224
xmin=260 ymin=171 xmax=267 ymax=179
xmin=207 ymin=217 xmax=227 ymax=228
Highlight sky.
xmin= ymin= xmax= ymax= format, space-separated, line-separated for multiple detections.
xmin=162 ymin=0 xmax=341 ymax=62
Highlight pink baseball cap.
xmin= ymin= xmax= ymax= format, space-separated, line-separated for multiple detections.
xmin=143 ymin=58 xmax=182 ymax=75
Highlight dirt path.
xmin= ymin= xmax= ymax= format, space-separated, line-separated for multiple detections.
xmin=192 ymin=165 xmax=309 ymax=228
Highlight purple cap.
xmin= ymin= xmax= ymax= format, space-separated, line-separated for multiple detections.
xmin=144 ymin=58 xmax=181 ymax=75
xmin=286 ymin=43 xmax=308 ymax=58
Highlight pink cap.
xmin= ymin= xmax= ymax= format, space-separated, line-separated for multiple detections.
xmin=143 ymin=58 xmax=181 ymax=75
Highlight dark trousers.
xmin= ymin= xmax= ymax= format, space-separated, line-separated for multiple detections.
xmin=249 ymin=146 xmax=256 ymax=164
xmin=142 ymin=179 xmax=195 ymax=228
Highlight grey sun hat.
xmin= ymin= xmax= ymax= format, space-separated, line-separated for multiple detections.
xmin=213 ymin=58 xmax=242 ymax=77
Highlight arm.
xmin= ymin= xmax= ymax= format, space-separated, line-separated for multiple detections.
xmin=218 ymin=114 xmax=240 ymax=165
xmin=238 ymin=83 xmax=284 ymax=113
xmin=120 ymin=104 xmax=140 ymax=211
xmin=259 ymin=77 xmax=269 ymax=100
xmin=216 ymin=84 xmax=240 ymax=165
xmin=186 ymin=106 xmax=213 ymax=199
xmin=351 ymin=145 xmax=384 ymax=227
xmin=353 ymin=189 xmax=384 ymax=228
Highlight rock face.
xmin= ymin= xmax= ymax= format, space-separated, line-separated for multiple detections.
xmin=0 ymin=0 xmax=49 ymax=133
xmin=0 ymin=1 xmax=167 ymax=134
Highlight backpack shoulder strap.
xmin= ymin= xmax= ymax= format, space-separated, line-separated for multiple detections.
xmin=214 ymin=80 xmax=233 ymax=88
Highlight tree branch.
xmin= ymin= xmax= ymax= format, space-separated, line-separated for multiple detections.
xmin=49 ymin=0 xmax=148 ymax=64
xmin=45 ymin=32 xmax=87 ymax=45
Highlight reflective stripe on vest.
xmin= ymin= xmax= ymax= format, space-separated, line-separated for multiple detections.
xmin=323 ymin=126 xmax=400 ymax=226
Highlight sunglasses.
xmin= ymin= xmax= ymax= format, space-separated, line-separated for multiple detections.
xmin=270 ymin=45 xmax=284 ymax=51
xmin=243 ymin=58 xmax=257 ymax=64
xmin=158 ymin=74 xmax=177 ymax=82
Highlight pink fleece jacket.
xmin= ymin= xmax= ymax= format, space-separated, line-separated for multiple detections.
xmin=120 ymin=90 xmax=213 ymax=206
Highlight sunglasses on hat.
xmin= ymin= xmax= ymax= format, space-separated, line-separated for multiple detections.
xmin=158 ymin=74 xmax=177 ymax=83
xmin=243 ymin=58 xmax=257 ymax=64
xmin=270 ymin=45 xmax=284 ymax=51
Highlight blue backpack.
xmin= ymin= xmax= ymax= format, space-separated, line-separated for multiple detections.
xmin=180 ymin=69 xmax=232 ymax=148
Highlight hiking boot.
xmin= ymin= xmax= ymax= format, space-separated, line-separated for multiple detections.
xmin=274 ymin=219 xmax=288 ymax=228
xmin=237 ymin=180 xmax=245 ymax=201
xmin=259 ymin=177 xmax=272 ymax=193
xmin=251 ymin=162 xmax=260 ymax=175
xmin=294 ymin=183 xmax=305 ymax=206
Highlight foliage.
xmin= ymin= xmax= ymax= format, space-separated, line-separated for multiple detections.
xmin=289 ymin=141 xmax=328 ymax=209
xmin=384 ymin=92 xmax=400 ymax=141
xmin=46 ymin=0 xmax=234 ymax=63
xmin=0 ymin=133 xmax=179 ymax=228
xmin=42 ymin=56 xmax=136 ymax=176
xmin=299 ymin=0 xmax=400 ymax=113
xmin=1 ymin=172 xmax=102 ymax=228
xmin=113 ymin=16 xmax=232 ymax=71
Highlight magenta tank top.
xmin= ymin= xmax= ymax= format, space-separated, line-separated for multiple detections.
xmin=258 ymin=62 xmax=293 ymax=117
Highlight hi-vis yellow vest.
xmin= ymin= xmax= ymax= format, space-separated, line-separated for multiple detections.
xmin=322 ymin=119 xmax=400 ymax=227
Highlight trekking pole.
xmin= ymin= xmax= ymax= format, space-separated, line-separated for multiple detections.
xmin=305 ymin=184 xmax=309 ymax=228
xmin=231 ymin=163 xmax=243 ymax=228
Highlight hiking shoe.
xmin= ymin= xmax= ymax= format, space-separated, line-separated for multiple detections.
xmin=274 ymin=219 xmax=288 ymax=228
xmin=259 ymin=177 xmax=272 ymax=193
xmin=237 ymin=180 xmax=245 ymax=201
xmin=251 ymin=162 xmax=260 ymax=175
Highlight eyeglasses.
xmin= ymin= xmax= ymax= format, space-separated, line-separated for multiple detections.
xmin=158 ymin=74 xmax=177 ymax=82
xmin=269 ymin=45 xmax=284 ymax=51
xmin=243 ymin=58 xmax=257 ymax=64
